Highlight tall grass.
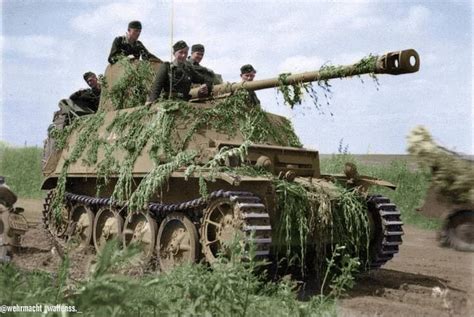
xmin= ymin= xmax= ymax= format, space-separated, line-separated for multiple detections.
xmin=0 ymin=143 xmax=43 ymax=198
xmin=0 ymin=240 xmax=339 ymax=317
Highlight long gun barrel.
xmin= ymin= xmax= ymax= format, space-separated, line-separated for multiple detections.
xmin=190 ymin=49 xmax=420 ymax=100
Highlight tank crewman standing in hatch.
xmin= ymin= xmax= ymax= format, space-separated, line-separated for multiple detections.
xmin=187 ymin=44 xmax=222 ymax=84
xmin=240 ymin=64 xmax=260 ymax=105
xmin=69 ymin=72 xmax=102 ymax=113
xmin=43 ymin=71 xmax=102 ymax=166
xmin=147 ymin=40 xmax=213 ymax=103
xmin=108 ymin=20 xmax=161 ymax=64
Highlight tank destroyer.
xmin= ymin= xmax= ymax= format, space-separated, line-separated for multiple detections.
xmin=42 ymin=49 xmax=420 ymax=272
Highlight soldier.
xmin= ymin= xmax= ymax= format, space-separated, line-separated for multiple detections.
xmin=147 ymin=40 xmax=212 ymax=103
xmin=240 ymin=64 xmax=260 ymax=105
xmin=108 ymin=20 xmax=160 ymax=64
xmin=69 ymin=71 xmax=102 ymax=113
xmin=43 ymin=72 xmax=102 ymax=167
xmin=187 ymin=44 xmax=222 ymax=84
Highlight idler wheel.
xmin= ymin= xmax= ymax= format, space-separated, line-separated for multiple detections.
xmin=123 ymin=212 xmax=157 ymax=261
xmin=157 ymin=212 xmax=198 ymax=272
xmin=93 ymin=207 xmax=123 ymax=252
xmin=67 ymin=204 xmax=94 ymax=248
xmin=200 ymin=198 xmax=244 ymax=264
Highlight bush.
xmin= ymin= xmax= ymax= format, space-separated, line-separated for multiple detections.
xmin=0 ymin=240 xmax=339 ymax=317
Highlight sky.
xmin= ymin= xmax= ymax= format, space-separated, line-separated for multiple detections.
xmin=0 ymin=0 xmax=472 ymax=154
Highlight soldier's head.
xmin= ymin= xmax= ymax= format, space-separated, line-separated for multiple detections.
xmin=190 ymin=44 xmax=205 ymax=64
xmin=173 ymin=40 xmax=189 ymax=64
xmin=240 ymin=64 xmax=257 ymax=82
xmin=127 ymin=20 xmax=142 ymax=42
xmin=83 ymin=72 xmax=99 ymax=89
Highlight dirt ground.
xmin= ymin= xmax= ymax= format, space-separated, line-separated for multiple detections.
xmin=12 ymin=198 xmax=474 ymax=316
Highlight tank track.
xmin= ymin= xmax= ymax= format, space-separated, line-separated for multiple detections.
xmin=42 ymin=190 xmax=271 ymax=262
xmin=367 ymin=195 xmax=404 ymax=269
xmin=42 ymin=191 xmax=400 ymax=269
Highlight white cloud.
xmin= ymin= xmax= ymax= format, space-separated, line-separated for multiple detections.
xmin=278 ymin=55 xmax=324 ymax=73
xmin=3 ymin=35 xmax=74 ymax=60
xmin=390 ymin=5 xmax=431 ymax=35
xmin=70 ymin=0 xmax=158 ymax=35
xmin=406 ymin=5 xmax=431 ymax=29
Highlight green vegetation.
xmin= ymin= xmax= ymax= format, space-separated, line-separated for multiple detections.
xmin=276 ymin=54 xmax=379 ymax=112
xmin=0 ymin=240 xmax=344 ymax=317
xmin=104 ymin=58 xmax=155 ymax=110
xmin=0 ymin=143 xmax=43 ymax=198
xmin=275 ymin=179 xmax=370 ymax=274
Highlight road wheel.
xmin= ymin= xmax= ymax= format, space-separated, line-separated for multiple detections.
xmin=157 ymin=212 xmax=198 ymax=273
xmin=68 ymin=204 xmax=94 ymax=248
xmin=93 ymin=206 xmax=123 ymax=252
xmin=440 ymin=210 xmax=474 ymax=252
xmin=123 ymin=212 xmax=157 ymax=261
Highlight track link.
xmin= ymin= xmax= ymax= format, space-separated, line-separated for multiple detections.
xmin=236 ymin=196 xmax=272 ymax=259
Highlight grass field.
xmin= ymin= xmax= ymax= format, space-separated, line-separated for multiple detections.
xmin=0 ymin=143 xmax=43 ymax=198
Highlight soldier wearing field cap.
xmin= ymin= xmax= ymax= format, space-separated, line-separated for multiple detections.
xmin=147 ymin=40 xmax=213 ymax=103
xmin=69 ymin=72 xmax=102 ymax=112
xmin=108 ymin=20 xmax=160 ymax=64
xmin=240 ymin=64 xmax=257 ymax=82
xmin=240 ymin=64 xmax=260 ymax=105
xmin=187 ymin=44 xmax=222 ymax=84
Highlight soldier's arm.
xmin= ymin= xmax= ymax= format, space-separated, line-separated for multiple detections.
xmin=69 ymin=89 xmax=86 ymax=101
xmin=188 ymin=66 xmax=213 ymax=93
xmin=147 ymin=63 xmax=169 ymax=103
xmin=108 ymin=37 xmax=123 ymax=64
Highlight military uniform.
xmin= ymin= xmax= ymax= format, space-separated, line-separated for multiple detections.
xmin=240 ymin=64 xmax=260 ymax=105
xmin=108 ymin=35 xmax=159 ymax=64
xmin=148 ymin=61 xmax=213 ymax=102
xmin=247 ymin=90 xmax=261 ymax=106
xmin=187 ymin=57 xmax=222 ymax=85
xmin=69 ymin=87 xmax=101 ymax=112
